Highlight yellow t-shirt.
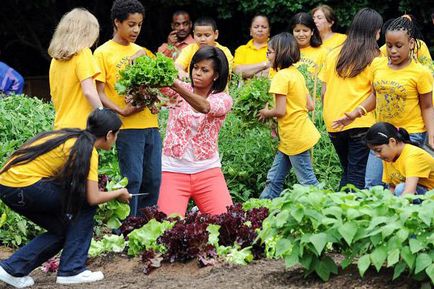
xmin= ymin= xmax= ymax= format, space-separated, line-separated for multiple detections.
xmin=322 ymin=33 xmax=347 ymax=54
xmin=295 ymin=46 xmax=327 ymax=75
xmin=94 ymin=40 xmax=157 ymax=129
xmin=382 ymin=144 xmax=434 ymax=190
xmin=380 ymin=39 xmax=433 ymax=70
xmin=175 ymin=42 xmax=234 ymax=73
xmin=49 ymin=48 xmax=100 ymax=130
xmin=372 ymin=57 xmax=433 ymax=133
xmin=319 ymin=48 xmax=376 ymax=132
xmin=0 ymin=137 xmax=98 ymax=187
xmin=270 ymin=66 xmax=320 ymax=155
xmin=233 ymin=39 xmax=268 ymax=67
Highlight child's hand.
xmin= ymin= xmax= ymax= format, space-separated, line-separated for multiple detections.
xmin=116 ymin=188 xmax=131 ymax=203
xmin=258 ymin=103 xmax=271 ymax=122
xmin=331 ymin=111 xmax=358 ymax=130
xmin=129 ymin=50 xmax=149 ymax=64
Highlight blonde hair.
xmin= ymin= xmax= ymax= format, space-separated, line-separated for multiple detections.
xmin=48 ymin=8 xmax=99 ymax=61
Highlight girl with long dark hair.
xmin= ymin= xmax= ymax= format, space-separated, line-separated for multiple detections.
xmin=0 ymin=108 xmax=130 ymax=287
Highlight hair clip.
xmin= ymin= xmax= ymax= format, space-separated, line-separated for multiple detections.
xmin=377 ymin=132 xmax=388 ymax=138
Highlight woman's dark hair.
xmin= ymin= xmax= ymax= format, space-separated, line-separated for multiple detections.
xmin=336 ymin=8 xmax=383 ymax=78
xmin=385 ymin=16 xmax=421 ymax=61
xmin=366 ymin=122 xmax=418 ymax=146
xmin=111 ymin=0 xmax=145 ymax=28
xmin=268 ymin=32 xmax=300 ymax=70
xmin=250 ymin=14 xmax=270 ymax=28
xmin=289 ymin=12 xmax=322 ymax=48
xmin=0 ymin=108 xmax=122 ymax=216
xmin=312 ymin=5 xmax=338 ymax=31
xmin=189 ymin=46 xmax=229 ymax=93
xmin=194 ymin=17 xmax=217 ymax=31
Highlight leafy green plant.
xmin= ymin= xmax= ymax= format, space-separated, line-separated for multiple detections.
xmin=88 ymin=234 xmax=127 ymax=257
xmin=115 ymin=53 xmax=178 ymax=112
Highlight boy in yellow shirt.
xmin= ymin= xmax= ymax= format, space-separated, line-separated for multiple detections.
xmin=175 ymin=17 xmax=233 ymax=79
xmin=94 ymin=0 xmax=160 ymax=216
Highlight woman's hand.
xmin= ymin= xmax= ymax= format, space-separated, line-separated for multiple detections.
xmin=331 ymin=110 xmax=359 ymax=130
xmin=258 ymin=103 xmax=271 ymax=122
xmin=116 ymin=188 xmax=131 ymax=203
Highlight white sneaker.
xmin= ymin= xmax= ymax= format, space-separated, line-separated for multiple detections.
xmin=56 ymin=270 xmax=104 ymax=284
xmin=0 ymin=266 xmax=34 ymax=288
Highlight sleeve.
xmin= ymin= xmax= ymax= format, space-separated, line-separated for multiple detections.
xmin=76 ymin=48 xmax=100 ymax=82
xmin=144 ymin=47 xmax=155 ymax=58
xmin=175 ymin=45 xmax=192 ymax=70
xmin=417 ymin=40 xmax=433 ymax=68
xmin=9 ymin=69 xmax=24 ymax=94
xmin=87 ymin=148 xmax=99 ymax=182
xmin=93 ymin=49 xmax=107 ymax=83
xmin=233 ymin=46 xmax=245 ymax=68
xmin=269 ymin=71 xmax=289 ymax=96
xmin=207 ymin=93 xmax=233 ymax=117
xmin=318 ymin=56 xmax=328 ymax=82
xmin=381 ymin=162 xmax=391 ymax=184
xmin=379 ymin=44 xmax=387 ymax=57
xmin=403 ymin=152 xmax=432 ymax=178
xmin=416 ymin=66 xmax=433 ymax=95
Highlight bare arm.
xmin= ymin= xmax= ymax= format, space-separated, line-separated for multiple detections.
xmin=233 ymin=62 xmax=269 ymax=79
xmin=96 ymin=81 xmax=143 ymax=117
xmin=419 ymin=92 xmax=434 ymax=148
xmin=258 ymin=94 xmax=286 ymax=120
xmin=402 ymin=177 xmax=419 ymax=196
xmin=306 ymin=94 xmax=315 ymax=112
xmin=175 ymin=63 xmax=190 ymax=80
xmin=86 ymin=180 xmax=131 ymax=206
xmin=80 ymin=78 xmax=103 ymax=108
xmin=171 ymin=80 xmax=210 ymax=113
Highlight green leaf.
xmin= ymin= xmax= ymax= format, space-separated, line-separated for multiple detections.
xmin=275 ymin=238 xmax=292 ymax=257
xmin=387 ymin=248 xmax=400 ymax=267
xmin=314 ymin=258 xmax=335 ymax=281
xmin=392 ymin=261 xmax=407 ymax=280
xmin=275 ymin=210 xmax=290 ymax=228
xmin=207 ymin=224 xmax=220 ymax=247
xmin=358 ymin=254 xmax=371 ymax=277
xmin=409 ymin=238 xmax=424 ymax=254
xmin=401 ymin=246 xmax=416 ymax=269
xmin=290 ymin=207 xmax=304 ymax=223
xmin=284 ymin=250 xmax=299 ymax=268
xmin=0 ymin=212 xmax=6 ymax=228
xmin=370 ymin=245 xmax=387 ymax=272
xmin=415 ymin=253 xmax=432 ymax=274
xmin=299 ymin=253 xmax=313 ymax=269
xmin=310 ymin=233 xmax=328 ymax=255
xmin=425 ymin=263 xmax=434 ymax=284
xmin=418 ymin=207 xmax=432 ymax=226
xmin=107 ymin=217 xmax=122 ymax=229
xmin=338 ymin=222 xmax=357 ymax=246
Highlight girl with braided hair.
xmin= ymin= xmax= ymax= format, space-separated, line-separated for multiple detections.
xmin=332 ymin=16 xmax=434 ymax=188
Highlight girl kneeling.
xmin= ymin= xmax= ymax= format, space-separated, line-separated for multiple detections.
xmin=0 ymin=108 xmax=130 ymax=288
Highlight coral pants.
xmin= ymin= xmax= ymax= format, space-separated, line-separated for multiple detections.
xmin=157 ymin=168 xmax=233 ymax=216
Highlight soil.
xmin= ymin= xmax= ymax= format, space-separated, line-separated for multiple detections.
xmin=0 ymin=247 xmax=421 ymax=289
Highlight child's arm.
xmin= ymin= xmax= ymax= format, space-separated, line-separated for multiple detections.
xmin=401 ymin=177 xmax=419 ymax=195
xmin=96 ymin=81 xmax=143 ymax=116
xmin=419 ymin=91 xmax=434 ymax=148
xmin=80 ymin=78 xmax=103 ymax=109
xmin=233 ymin=62 xmax=270 ymax=79
xmin=306 ymin=94 xmax=315 ymax=112
xmin=86 ymin=180 xmax=131 ymax=205
xmin=258 ymin=94 xmax=286 ymax=121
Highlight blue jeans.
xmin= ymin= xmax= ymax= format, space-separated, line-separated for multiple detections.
xmin=116 ymin=128 xmax=162 ymax=216
xmin=259 ymin=150 xmax=319 ymax=199
xmin=365 ymin=132 xmax=427 ymax=188
xmin=0 ymin=181 xmax=96 ymax=277
xmin=329 ymin=128 xmax=369 ymax=190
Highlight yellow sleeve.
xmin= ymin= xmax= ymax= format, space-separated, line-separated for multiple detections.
xmin=87 ymin=148 xmax=99 ymax=182
xmin=417 ymin=40 xmax=433 ymax=67
xmin=380 ymin=44 xmax=387 ymax=57
xmin=416 ymin=66 xmax=434 ymax=94
xmin=76 ymin=48 xmax=100 ymax=82
xmin=144 ymin=47 xmax=155 ymax=58
xmin=93 ymin=49 xmax=107 ymax=83
xmin=269 ymin=71 xmax=288 ymax=96
xmin=233 ymin=45 xmax=246 ymax=68
xmin=175 ymin=44 xmax=194 ymax=70
xmin=382 ymin=162 xmax=392 ymax=184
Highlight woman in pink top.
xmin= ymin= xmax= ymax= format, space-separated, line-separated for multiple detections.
xmin=158 ymin=46 xmax=233 ymax=216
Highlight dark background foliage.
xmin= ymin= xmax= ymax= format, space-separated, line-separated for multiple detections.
xmin=1 ymin=0 xmax=433 ymax=82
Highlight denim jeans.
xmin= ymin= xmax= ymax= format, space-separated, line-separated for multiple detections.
xmin=329 ymin=128 xmax=369 ymax=190
xmin=259 ymin=150 xmax=319 ymax=199
xmin=0 ymin=181 xmax=96 ymax=277
xmin=364 ymin=132 xmax=427 ymax=188
xmin=116 ymin=128 xmax=162 ymax=216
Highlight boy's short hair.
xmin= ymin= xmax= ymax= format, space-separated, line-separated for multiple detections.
xmin=193 ymin=17 xmax=217 ymax=31
xmin=111 ymin=0 xmax=145 ymax=26
xmin=189 ymin=46 xmax=229 ymax=93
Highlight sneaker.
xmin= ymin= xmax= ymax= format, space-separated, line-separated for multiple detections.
xmin=0 ymin=266 xmax=34 ymax=288
xmin=56 ymin=270 xmax=104 ymax=284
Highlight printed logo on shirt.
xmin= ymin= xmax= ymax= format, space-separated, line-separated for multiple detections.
xmin=374 ymin=80 xmax=407 ymax=121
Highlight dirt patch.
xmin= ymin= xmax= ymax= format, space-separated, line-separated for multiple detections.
xmin=0 ymin=249 xmax=420 ymax=289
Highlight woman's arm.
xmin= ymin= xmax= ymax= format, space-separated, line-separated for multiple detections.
xmin=175 ymin=64 xmax=190 ymax=80
xmin=86 ymin=180 xmax=131 ymax=206
xmin=80 ymin=78 xmax=103 ymax=108
xmin=171 ymin=80 xmax=210 ymax=113
xmin=258 ymin=94 xmax=286 ymax=120
xmin=233 ymin=62 xmax=270 ymax=79
xmin=419 ymin=92 xmax=434 ymax=148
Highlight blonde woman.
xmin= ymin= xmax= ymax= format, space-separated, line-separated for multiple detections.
xmin=48 ymin=8 xmax=102 ymax=130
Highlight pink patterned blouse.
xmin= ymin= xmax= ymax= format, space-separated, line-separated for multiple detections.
xmin=161 ymin=82 xmax=233 ymax=160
